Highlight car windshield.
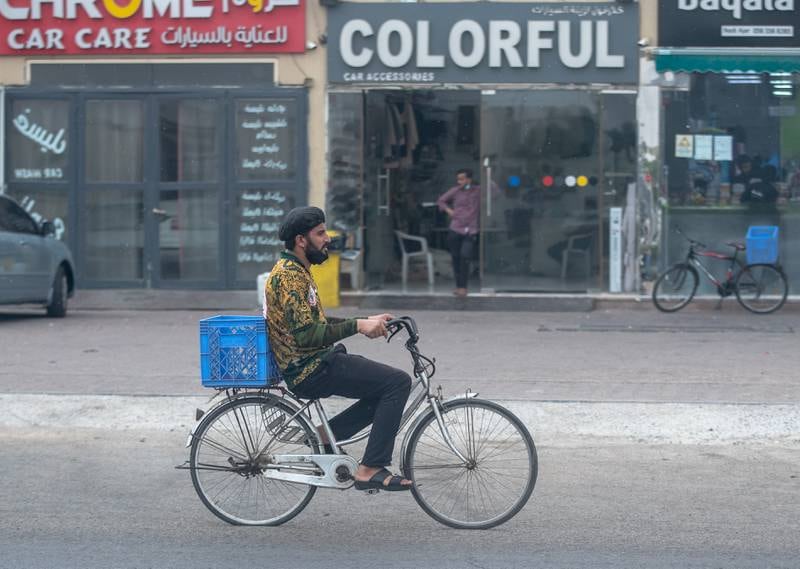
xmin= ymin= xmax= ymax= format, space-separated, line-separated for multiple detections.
xmin=0 ymin=197 xmax=39 ymax=234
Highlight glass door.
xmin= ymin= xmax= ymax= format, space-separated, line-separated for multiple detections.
xmin=80 ymin=96 xmax=147 ymax=286
xmin=479 ymin=90 xmax=602 ymax=292
xmin=153 ymin=96 xmax=224 ymax=288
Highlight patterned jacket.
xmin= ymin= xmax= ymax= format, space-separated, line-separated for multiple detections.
xmin=265 ymin=251 xmax=358 ymax=389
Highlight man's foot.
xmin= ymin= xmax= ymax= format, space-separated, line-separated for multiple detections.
xmin=354 ymin=465 xmax=413 ymax=491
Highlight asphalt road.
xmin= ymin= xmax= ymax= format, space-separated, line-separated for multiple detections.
xmin=0 ymin=307 xmax=798 ymax=404
xmin=1 ymin=428 xmax=798 ymax=569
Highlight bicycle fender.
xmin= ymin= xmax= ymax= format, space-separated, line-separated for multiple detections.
xmin=398 ymin=391 xmax=479 ymax=472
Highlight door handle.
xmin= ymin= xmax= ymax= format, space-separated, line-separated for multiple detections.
xmin=152 ymin=208 xmax=167 ymax=216
xmin=483 ymin=157 xmax=493 ymax=218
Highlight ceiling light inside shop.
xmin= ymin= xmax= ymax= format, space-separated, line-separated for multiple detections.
xmin=772 ymin=90 xmax=794 ymax=96
xmin=724 ymin=72 xmax=762 ymax=85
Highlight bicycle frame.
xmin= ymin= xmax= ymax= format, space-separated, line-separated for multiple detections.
xmin=280 ymin=335 xmax=474 ymax=466
xmin=685 ymin=243 xmax=746 ymax=290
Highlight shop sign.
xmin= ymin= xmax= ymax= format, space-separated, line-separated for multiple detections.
xmin=0 ymin=0 xmax=305 ymax=55
xmin=659 ymin=1 xmax=799 ymax=47
xmin=328 ymin=3 xmax=638 ymax=84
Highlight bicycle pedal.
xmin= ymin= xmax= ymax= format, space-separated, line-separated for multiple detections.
xmin=363 ymin=488 xmax=381 ymax=495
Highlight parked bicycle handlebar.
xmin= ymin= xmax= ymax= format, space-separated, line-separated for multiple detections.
xmin=675 ymin=226 xmax=707 ymax=249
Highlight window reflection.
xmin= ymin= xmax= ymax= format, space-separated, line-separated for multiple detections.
xmin=85 ymin=100 xmax=144 ymax=183
xmin=159 ymin=100 xmax=220 ymax=183
xmin=159 ymin=190 xmax=219 ymax=281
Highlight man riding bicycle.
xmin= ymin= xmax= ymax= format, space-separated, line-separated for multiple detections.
xmin=264 ymin=206 xmax=413 ymax=491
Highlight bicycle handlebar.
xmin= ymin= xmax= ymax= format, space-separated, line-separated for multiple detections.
xmin=386 ymin=316 xmax=419 ymax=343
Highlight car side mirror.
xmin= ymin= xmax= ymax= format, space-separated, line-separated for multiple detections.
xmin=41 ymin=221 xmax=55 ymax=236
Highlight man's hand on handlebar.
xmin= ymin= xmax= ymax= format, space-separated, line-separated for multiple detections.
xmin=366 ymin=313 xmax=395 ymax=322
xmin=357 ymin=318 xmax=388 ymax=339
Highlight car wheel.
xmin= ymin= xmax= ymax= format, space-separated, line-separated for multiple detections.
xmin=46 ymin=267 xmax=68 ymax=318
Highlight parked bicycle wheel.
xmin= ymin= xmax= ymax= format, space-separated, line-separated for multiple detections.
xmin=403 ymin=399 xmax=537 ymax=530
xmin=190 ymin=394 xmax=319 ymax=526
xmin=652 ymin=263 xmax=699 ymax=312
xmin=735 ymin=264 xmax=788 ymax=314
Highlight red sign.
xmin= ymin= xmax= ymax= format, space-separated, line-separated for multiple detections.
xmin=0 ymin=0 xmax=305 ymax=55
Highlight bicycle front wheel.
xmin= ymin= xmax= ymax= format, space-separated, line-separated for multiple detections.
xmin=652 ymin=263 xmax=699 ymax=312
xmin=403 ymin=399 xmax=537 ymax=530
xmin=190 ymin=394 xmax=318 ymax=526
xmin=735 ymin=263 xmax=788 ymax=314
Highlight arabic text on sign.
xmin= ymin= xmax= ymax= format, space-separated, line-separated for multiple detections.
xmin=13 ymin=110 xmax=67 ymax=154
xmin=0 ymin=0 xmax=301 ymax=20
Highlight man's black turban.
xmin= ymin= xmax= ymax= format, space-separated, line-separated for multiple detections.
xmin=278 ymin=206 xmax=326 ymax=241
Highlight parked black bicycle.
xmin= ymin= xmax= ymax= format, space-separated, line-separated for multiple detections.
xmin=652 ymin=228 xmax=788 ymax=314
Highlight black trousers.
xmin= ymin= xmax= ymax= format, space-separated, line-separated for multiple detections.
xmin=291 ymin=345 xmax=412 ymax=467
xmin=447 ymin=231 xmax=477 ymax=289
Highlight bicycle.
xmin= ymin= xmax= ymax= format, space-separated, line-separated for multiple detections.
xmin=180 ymin=316 xmax=537 ymax=530
xmin=652 ymin=227 xmax=788 ymax=314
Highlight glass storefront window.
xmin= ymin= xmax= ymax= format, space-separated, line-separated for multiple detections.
xmin=234 ymin=99 xmax=297 ymax=181
xmin=234 ymin=188 xmax=294 ymax=284
xmin=159 ymin=100 xmax=220 ymax=183
xmin=326 ymin=92 xmax=363 ymax=236
xmin=663 ymin=73 xmax=799 ymax=208
xmin=662 ymin=72 xmax=799 ymax=293
xmin=85 ymin=100 xmax=144 ymax=183
xmin=7 ymin=99 xmax=70 ymax=182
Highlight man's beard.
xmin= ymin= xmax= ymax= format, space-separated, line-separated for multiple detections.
xmin=305 ymin=243 xmax=329 ymax=265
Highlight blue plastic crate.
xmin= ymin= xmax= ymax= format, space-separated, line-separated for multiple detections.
xmin=746 ymin=226 xmax=779 ymax=265
xmin=200 ymin=315 xmax=282 ymax=388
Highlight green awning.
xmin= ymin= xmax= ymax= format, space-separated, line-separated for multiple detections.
xmin=655 ymin=50 xmax=800 ymax=74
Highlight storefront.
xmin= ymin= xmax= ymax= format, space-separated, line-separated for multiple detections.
xmin=1 ymin=0 xmax=322 ymax=290
xmin=655 ymin=1 xmax=800 ymax=293
xmin=326 ymin=2 xmax=640 ymax=294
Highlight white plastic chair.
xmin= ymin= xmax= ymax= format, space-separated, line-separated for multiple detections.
xmin=339 ymin=249 xmax=362 ymax=290
xmin=560 ymin=233 xmax=593 ymax=280
xmin=394 ymin=230 xmax=434 ymax=293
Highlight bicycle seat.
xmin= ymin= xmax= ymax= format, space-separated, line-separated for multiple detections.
xmin=725 ymin=241 xmax=746 ymax=251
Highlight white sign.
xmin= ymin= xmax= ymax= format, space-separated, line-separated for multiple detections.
xmin=694 ymin=135 xmax=713 ymax=160
xmin=675 ymin=134 xmax=694 ymax=158
xmin=609 ymin=207 xmax=622 ymax=293
xmin=713 ymin=135 xmax=733 ymax=161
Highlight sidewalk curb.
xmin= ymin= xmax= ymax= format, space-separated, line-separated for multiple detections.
xmin=3 ymin=394 xmax=798 ymax=446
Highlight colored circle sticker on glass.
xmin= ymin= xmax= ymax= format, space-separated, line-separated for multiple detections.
xmin=542 ymin=175 xmax=554 ymax=187
xmin=577 ymin=175 xmax=589 ymax=187
xmin=508 ymin=175 xmax=521 ymax=188
xmin=565 ymin=175 xmax=576 ymax=187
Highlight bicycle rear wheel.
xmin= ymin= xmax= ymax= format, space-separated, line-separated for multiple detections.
xmin=403 ymin=399 xmax=537 ymax=530
xmin=735 ymin=264 xmax=788 ymax=314
xmin=652 ymin=263 xmax=698 ymax=312
xmin=190 ymin=394 xmax=318 ymax=525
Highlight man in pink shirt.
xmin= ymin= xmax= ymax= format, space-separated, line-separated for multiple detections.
xmin=436 ymin=168 xmax=481 ymax=297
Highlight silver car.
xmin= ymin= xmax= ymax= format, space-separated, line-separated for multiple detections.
xmin=0 ymin=194 xmax=75 ymax=317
